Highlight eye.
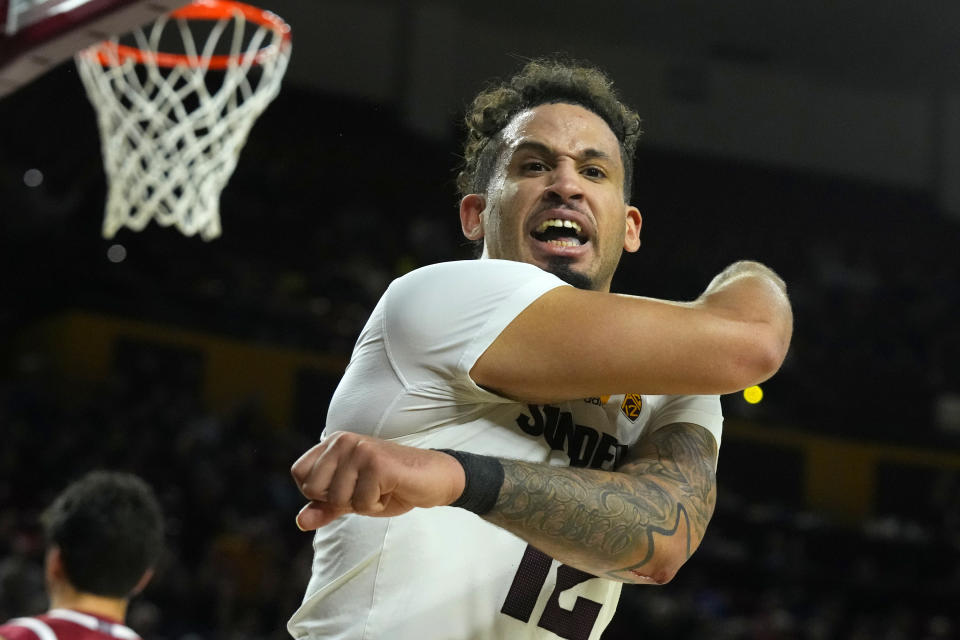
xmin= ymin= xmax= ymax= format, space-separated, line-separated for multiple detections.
xmin=582 ymin=166 xmax=607 ymax=179
xmin=522 ymin=160 xmax=549 ymax=173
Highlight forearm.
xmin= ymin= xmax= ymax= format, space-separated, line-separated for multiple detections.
xmin=292 ymin=426 xmax=717 ymax=583
xmin=484 ymin=461 xmax=688 ymax=584
xmin=471 ymin=261 xmax=793 ymax=403
xmin=697 ymin=260 xmax=793 ymax=371
xmin=482 ymin=425 xmax=717 ymax=584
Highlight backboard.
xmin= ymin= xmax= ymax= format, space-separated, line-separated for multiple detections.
xmin=0 ymin=0 xmax=185 ymax=97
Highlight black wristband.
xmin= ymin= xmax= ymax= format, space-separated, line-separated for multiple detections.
xmin=435 ymin=449 xmax=504 ymax=515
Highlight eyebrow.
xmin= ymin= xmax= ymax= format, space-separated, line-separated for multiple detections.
xmin=512 ymin=140 xmax=615 ymax=163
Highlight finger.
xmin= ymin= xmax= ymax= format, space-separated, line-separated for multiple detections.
xmin=291 ymin=441 xmax=328 ymax=487
xmin=325 ymin=457 xmax=360 ymax=509
xmin=297 ymin=434 xmax=352 ymax=500
xmin=296 ymin=501 xmax=350 ymax=531
xmin=352 ymin=467 xmax=387 ymax=515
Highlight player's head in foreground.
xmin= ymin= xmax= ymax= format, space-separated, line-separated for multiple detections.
xmin=41 ymin=470 xmax=164 ymax=617
xmin=458 ymin=58 xmax=643 ymax=292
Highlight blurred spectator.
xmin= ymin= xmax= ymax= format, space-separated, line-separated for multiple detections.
xmin=0 ymin=471 xmax=163 ymax=640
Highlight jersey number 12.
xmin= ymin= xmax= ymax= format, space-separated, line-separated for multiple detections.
xmin=500 ymin=544 xmax=603 ymax=640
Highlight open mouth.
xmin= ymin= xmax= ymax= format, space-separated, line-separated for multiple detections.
xmin=530 ymin=219 xmax=589 ymax=247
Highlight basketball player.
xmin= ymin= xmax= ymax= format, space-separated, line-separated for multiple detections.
xmin=288 ymin=59 xmax=793 ymax=640
xmin=0 ymin=471 xmax=164 ymax=640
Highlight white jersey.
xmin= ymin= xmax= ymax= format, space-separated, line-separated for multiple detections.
xmin=288 ymin=259 xmax=723 ymax=640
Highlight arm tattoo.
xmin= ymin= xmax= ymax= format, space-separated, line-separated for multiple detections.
xmin=485 ymin=423 xmax=717 ymax=581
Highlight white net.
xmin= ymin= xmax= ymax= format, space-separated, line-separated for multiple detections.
xmin=74 ymin=1 xmax=291 ymax=239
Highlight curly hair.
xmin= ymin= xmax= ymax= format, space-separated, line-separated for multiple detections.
xmin=42 ymin=470 xmax=164 ymax=598
xmin=457 ymin=58 xmax=642 ymax=200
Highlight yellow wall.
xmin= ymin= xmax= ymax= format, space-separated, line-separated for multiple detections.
xmin=16 ymin=310 xmax=347 ymax=428
xmin=16 ymin=311 xmax=960 ymax=521
xmin=727 ymin=419 xmax=960 ymax=522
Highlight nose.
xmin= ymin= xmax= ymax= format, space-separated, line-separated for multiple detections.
xmin=545 ymin=160 xmax=583 ymax=202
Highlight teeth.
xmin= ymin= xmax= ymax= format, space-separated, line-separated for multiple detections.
xmin=535 ymin=219 xmax=582 ymax=234
xmin=547 ymin=239 xmax=581 ymax=247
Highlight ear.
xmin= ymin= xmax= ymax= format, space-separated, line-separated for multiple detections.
xmin=131 ymin=568 xmax=155 ymax=596
xmin=45 ymin=546 xmax=64 ymax=584
xmin=45 ymin=545 xmax=69 ymax=595
xmin=623 ymin=205 xmax=642 ymax=253
xmin=459 ymin=194 xmax=486 ymax=241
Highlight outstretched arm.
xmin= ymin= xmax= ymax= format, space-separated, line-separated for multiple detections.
xmin=292 ymin=422 xmax=716 ymax=585
xmin=472 ymin=260 xmax=792 ymax=402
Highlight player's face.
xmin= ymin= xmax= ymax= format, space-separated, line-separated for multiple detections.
xmin=461 ymin=102 xmax=641 ymax=292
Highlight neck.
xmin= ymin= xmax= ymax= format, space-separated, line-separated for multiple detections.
xmin=49 ymin=590 xmax=128 ymax=623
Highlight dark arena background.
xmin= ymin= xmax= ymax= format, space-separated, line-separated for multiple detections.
xmin=2 ymin=2 xmax=960 ymax=638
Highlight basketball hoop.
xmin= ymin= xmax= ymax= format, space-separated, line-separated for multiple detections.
xmin=74 ymin=0 xmax=291 ymax=240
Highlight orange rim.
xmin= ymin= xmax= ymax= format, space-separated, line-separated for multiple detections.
xmin=88 ymin=0 xmax=291 ymax=70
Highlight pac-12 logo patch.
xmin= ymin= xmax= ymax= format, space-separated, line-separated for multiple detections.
xmin=620 ymin=393 xmax=643 ymax=422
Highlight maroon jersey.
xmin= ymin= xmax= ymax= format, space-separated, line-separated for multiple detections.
xmin=0 ymin=609 xmax=140 ymax=640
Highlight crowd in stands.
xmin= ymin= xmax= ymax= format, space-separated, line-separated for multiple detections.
xmin=1 ymin=362 xmax=958 ymax=639
xmin=2 ymin=71 xmax=960 ymax=637
xmin=0 ymin=357 xmax=317 ymax=637
xmin=4 ymin=69 xmax=960 ymax=446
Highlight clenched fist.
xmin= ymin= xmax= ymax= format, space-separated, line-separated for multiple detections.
xmin=291 ymin=431 xmax=467 ymax=530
